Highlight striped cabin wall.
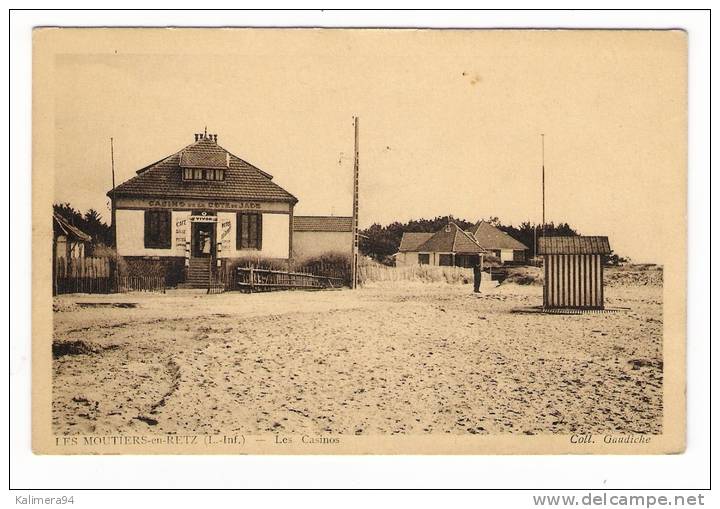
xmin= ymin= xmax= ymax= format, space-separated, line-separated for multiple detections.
xmin=543 ymin=254 xmax=604 ymax=309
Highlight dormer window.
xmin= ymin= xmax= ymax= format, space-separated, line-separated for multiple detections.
xmin=205 ymin=169 xmax=225 ymax=181
xmin=182 ymin=168 xmax=225 ymax=181
xmin=179 ymin=137 xmax=229 ymax=181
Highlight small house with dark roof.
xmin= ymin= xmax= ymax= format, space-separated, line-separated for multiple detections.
xmin=395 ymin=232 xmax=434 ymax=266
xmin=108 ymin=132 xmax=298 ymax=286
xmin=395 ymin=223 xmax=486 ymax=268
xmin=466 ymin=220 xmax=528 ymax=263
xmin=53 ymin=212 xmax=92 ymax=261
xmin=538 ymin=236 xmax=612 ymax=309
xmin=292 ymin=216 xmax=353 ymax=260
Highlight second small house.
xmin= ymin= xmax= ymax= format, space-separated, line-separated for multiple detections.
xmin=395 ymin=223 xmax=486 ymax=268
xmin=467 ymin=220 xmax=528 ymax=264
xmin=292 ymin=216 xmax=353 ymax=260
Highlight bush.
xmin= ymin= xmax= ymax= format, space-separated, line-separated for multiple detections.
xmin=295 ymin=251 xmax=352 ymax=285
xmin=295 ymin=251 xmax=351 ymax=267
xmin=119 ymin=257 xmax=185 ymax=286
xmin=228 ymin=255 xmax=289 ymax=271
xmin=358 ymin=264 xmax=474 ymax=285
xmin=500 ymin=266 xmax=544 ymax=286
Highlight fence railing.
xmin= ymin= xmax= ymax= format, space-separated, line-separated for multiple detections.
xmin=235 ymin=267 xmax=345 ymax=292
xmin=53 ymin=256 xmax=166 ymax=295
xmin=116 ymin=275 xmax=166 ymax=293
xmin=297 ymin=260 xmax=351 ymax=283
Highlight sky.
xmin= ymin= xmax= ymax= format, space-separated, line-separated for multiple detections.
xmin=49 ymin=29 xmax=686 ymax=263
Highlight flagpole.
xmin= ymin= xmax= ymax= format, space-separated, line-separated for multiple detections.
xmin=541 ymin=133 xmax=545 ymax=234
xmin=351 ymin=117 xmax=360 ymax=289
xmin=110 ymin=137 xmax=119 ymax=291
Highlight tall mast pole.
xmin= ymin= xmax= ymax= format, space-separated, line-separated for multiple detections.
xmin=110 ymin=137 xmax=118 ymax=291
xmin=541 ymin=133 xmax=545 ymax=233
xmin=351 ymin=117 xmax=360 ymax=289
xmin=110 ymin=137 xmax=116 ymax=196
xmin=110 ymin=137 xmax=117 ymax=244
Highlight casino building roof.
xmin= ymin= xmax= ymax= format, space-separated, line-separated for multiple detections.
xmin=108 ymin=132 xmax=297 ymax=203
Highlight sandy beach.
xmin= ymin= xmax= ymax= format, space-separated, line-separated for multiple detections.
xmin=52 ymin=272 xmax=663 ymax=436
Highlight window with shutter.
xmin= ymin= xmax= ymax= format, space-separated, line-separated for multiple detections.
xmin=236 ymin=213 xmax=262 ymax=250
xmin=438 ymin=254 xmax=453 ymax=266
xmin=144 ymin=210 xmax=172 ymax=249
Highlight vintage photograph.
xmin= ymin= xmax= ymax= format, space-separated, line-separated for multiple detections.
xmin=32 ymin=28 xmax=687 ymax=454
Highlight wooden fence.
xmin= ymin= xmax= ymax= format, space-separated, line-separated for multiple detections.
xmin=297 ymin=259 xmax=351 ymax=284
xmin=235 ymin=267 xmax=345 ymax=292
xmin=116 ymin=275 xmax=166 ymax=293
xmin=54 ymin=257 xmax=112 ymax=295
xmin=53 ymin=257 xmax=166 ymax=295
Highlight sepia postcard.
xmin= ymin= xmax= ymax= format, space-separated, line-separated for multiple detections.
xmin=32 ymin=27 xmax=687 ymax=454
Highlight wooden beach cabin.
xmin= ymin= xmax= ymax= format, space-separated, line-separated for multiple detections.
xmin=538 ymin=236 xmax=611 ymax=310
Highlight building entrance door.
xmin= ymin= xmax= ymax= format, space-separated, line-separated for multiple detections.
xmin=191 ymin=221 xmax=216 ymax=258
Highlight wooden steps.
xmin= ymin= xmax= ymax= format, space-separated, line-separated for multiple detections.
xmin=178 ymin=258 xmax=214 ymax=289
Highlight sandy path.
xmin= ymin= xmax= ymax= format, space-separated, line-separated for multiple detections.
xmin=52 ymin=283 xmax=662 ymax=436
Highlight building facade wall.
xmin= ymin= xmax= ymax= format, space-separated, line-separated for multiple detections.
xmin=54 ymin=236 xmax=67 ymax=260
xmin=217 ymin=212 xmax=290 ymax=259
xmin=395 ymin=251 xmax=420 ymax=267
xmin=116 ymin=209 xmax=190 ymax=257
xmin=293 ymin=231 xmax=352 ymax=260
xmin=115 ymin=203 xmax=292 ymax=260
xmin=499 ymin=249 xmax=512 ymax=262
xmin=400 ymin=251 xmax=466 ymax=267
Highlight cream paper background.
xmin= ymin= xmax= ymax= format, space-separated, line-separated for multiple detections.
xmin=32 ymin=27 xmax=686 ymax=455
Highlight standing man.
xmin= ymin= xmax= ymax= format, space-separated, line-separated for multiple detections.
xmin=473 ymin=262 xmax=482 ymax=293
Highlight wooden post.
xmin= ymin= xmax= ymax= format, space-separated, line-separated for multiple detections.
xmin=351 ymin=116 xmax=359 ymax=289
xmin=52 ymin=233 xmax=57 ymax=296
xmin=110 ymin=137 xmax=120 ymax=293
xmin=288 ymin=203 xmax=294 ymax=266
xmin=541 ymin=133 xmax=545 ymax=233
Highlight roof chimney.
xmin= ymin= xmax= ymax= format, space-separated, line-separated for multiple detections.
xmin=194 ymin=131 xmax=217 ymax=142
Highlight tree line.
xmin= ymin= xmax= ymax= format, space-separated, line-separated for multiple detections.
xmin=53 ymin=203 xmax=113 ymax=252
